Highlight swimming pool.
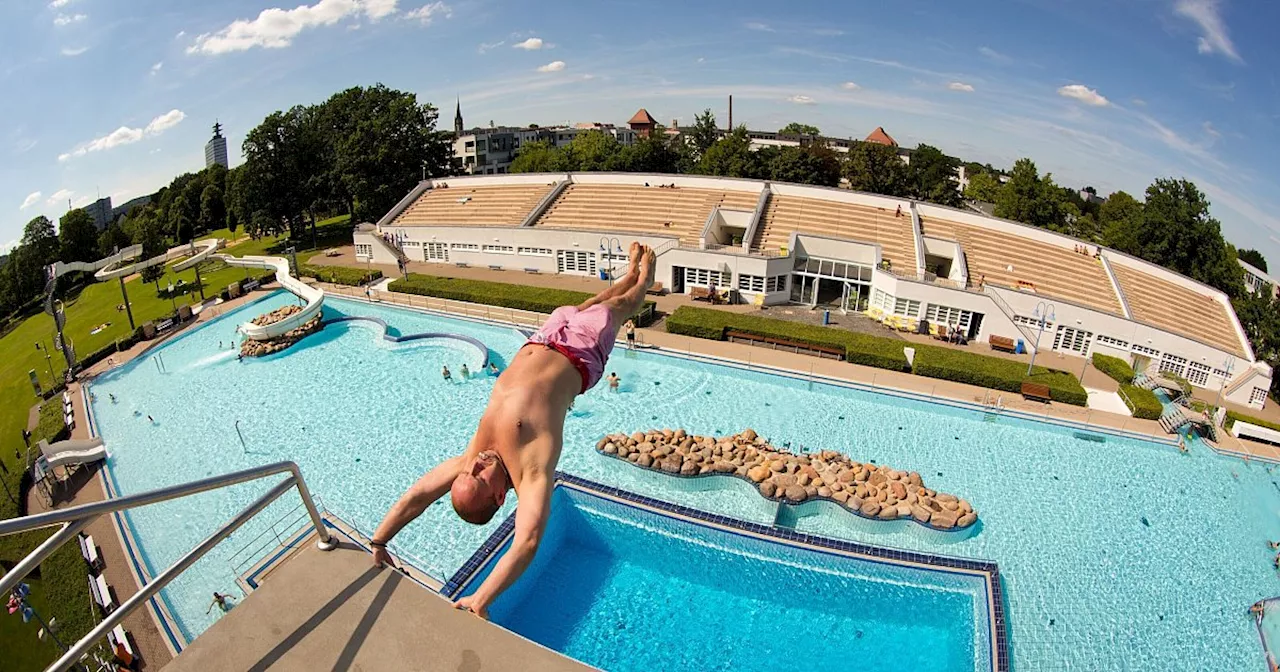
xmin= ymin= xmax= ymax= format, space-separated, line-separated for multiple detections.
xmin=454 ymin=483 xmax=995 ymax=672
xmin=89 ymin=290 xmax=1280 ymax=670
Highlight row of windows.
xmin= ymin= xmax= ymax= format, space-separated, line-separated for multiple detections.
xmin=870 ymin=289 xmax=921 ymax=318
xmin=483 ymin=244 xmax=514 ymax=254
xmin=354 ymin=243 xmax=373 ymax=258
xmin=1095 ymin=334 xmax=1129 ymax=349
xmin=736 ymin=274 xmax=787 ymax=293
xmin=926 ymin=304 xmax=972 ymax=330
xmin=684 ymin=267 xmax=726 ymax=288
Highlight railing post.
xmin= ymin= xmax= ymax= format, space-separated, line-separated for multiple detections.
xmin=0 ymin=519 xmax=92 ymax=597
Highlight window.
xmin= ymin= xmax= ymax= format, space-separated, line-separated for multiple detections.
xmin=518 ymin=247 xmax=553 ymax=256
xmin=893 ymin=296 xmax=921 ymax=318
xmin=1013 ymin=314 xmax=1052 ymax=329
xmin=1159 ymin=353 xmax=1188 ymax=378
xmin=1132 ymin=344 xmax=1160 ymax=358
xmin=402 ymin=240 xmax=421 ymax=248
xmin=871 ymin=288 xmax=893 ymax=312
xmin=1187 ymin=361 xmax=1211 ymax=387
xmin=355 ymin=243 xmax=373 ymax=258
xmin=1053 ymin=326 xmax=1093 ymax=355
xmin=1212 ymin=368 xmax=1228 ymax=379
xmin=482 ymin=244 xmax=514 ymax=254
xmin=1095 ymin=334 xmax=1129 ymax=350
xmin=925 ymin=304 xmax=973 ymax=330
xmin=684 ymin=268 xmax=726 ymax=288
xmin=451 ymin=243 xmax=480 ymax=251
xmin=738 ymin=275 xmax=765 ymax=292
xmin=766 ymin=275 xmax=786 ymax=292
xmin=1251 ymin=387 xmax=1268 ymax=406
xmin=557 ymin=250 xmax=596 ymax=275
xmin=424 ymin=242 xmax=448 ymax=262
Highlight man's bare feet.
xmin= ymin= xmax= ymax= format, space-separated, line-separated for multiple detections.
xmin=627 ymin=242 xmax=643 ymax=275
xmin=640 ymin=246 xmax=657 ymax=289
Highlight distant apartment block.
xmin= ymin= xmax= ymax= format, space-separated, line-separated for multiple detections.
xmin=81 ymin=196 xmax=112 ymax=231
xmin=205 ymin=122 xmax=229 ymax=169
xmin=451 ymin=100 xmax=639 ymax=175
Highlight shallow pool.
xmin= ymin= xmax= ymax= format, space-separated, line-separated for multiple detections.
xmin=460 ymin=486 xmax=993 ymax=672
xmin=90 ymin=291 xmax=1280 ymax=670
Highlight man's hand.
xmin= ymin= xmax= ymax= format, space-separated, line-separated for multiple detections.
xmin=372 ymin=546 xmax=395 ymax=569
xmin=454 ymin=594 xmax=490 ymax=620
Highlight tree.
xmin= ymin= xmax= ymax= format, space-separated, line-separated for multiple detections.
xmin=561 ymin=131 xmax=622 ymax=171
xmin=779 ymin=122 xmax=820 ymax=136
xmin=993 ymin=159 xmax=1067 ymax=229
xmin=97 ymin=220 xmax=132 ymax=258
xmin=1099 ymin=190 xmax=1144 ymax=254
xmin=1134 ymin=178 xmax=1243 ymax=297
xmin=695 ymin=127 xmax=765 ymax=179
xmin=21 ymin=215 xmax=59 ymax=268
xmin=241 ymin=106 xmax=320 ymax=240
xmin=1239 ymin=248 xmax=1268 ymax=273
xmin=768 ymin=144 xmax=841 ymax=187
xmin=611 ymin=133 xmax=682 ymax=174
xmin=169 ymin=194 xmax=195 ymax=243
xmin=509 ymin=140 xmax=568 ymax=173
xmin=58 ymin=208 xmax=99 ymax=264
xmin=963 ymin=170 xmax=1002 ymax=202
xmin=687 ymin=109 xmax=720 ymax=158
xmin=200 ymin=184 xmax=226 ymax=232
xmin=843 ymin=141 xmax=910 ymax=197
xmin=908 ymin=144 xmax=961 ymax=206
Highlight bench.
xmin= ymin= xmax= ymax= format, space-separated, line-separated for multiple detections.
xmin=242 ymin=279 xmax=260 ymax=292
xmin=155 ymin=319 xmax=175 ymax=334
xmin=726 ymin=330 xmax=845 ymax=360
xmin=78 ymin=533 xmax=103 ymax=572
xmin=108 ymin=625 xmax=136 ymax=668
xmin=455 ymin=262 xmax=469 ymax=269
xmin=89 ymin=573 xmax=115 ymax=613
xmin=523 ymin=268 xmax=541 ymax=274
xmin=487 ymin=264 xmax=504 ymax=271
xmin=989 ymin=335 xmax=1017 ymax=353
xmin=1021 ymin=381 xmax=1052 ymax=403
xmin=690 ymin=286 xmax=713 ymax=302
xmin=646 ymin=281 xmax=665 ymax=296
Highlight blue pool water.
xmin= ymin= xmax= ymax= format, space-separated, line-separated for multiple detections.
xmin=89 ymin=291 xmax=1280 ymax=670
xmin=461 ymin=487 xmax=992 ymax=672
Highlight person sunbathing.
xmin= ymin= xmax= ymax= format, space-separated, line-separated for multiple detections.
xmin=370 ymin=243 xmax=656 ymax=619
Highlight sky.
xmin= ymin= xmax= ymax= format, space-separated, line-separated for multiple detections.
xmin=3 ymin=0 xmax=1280 ymax=265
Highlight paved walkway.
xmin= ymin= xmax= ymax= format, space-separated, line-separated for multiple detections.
xmin=164 ymin=542 xmax=587 ymax=672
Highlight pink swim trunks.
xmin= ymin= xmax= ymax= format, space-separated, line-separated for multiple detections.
xmin=526 ymin=304 xmax=616 ymax=394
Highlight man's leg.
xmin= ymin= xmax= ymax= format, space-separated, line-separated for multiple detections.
xmin=575 ymin=242 xmax=645 ymax=312
xmin=604 ymin=247 xmax=656 ymax=327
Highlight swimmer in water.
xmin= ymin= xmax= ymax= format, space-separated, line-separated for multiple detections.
xmin=488 ymin=362 xmax=500 ymax=375
xmin=109 ymin=393 xmax=117 ymax=404
xmin=147 ymin=415 xmax=155 ymax=424
xmin=461 ymin=363 xmax=471 ymax=380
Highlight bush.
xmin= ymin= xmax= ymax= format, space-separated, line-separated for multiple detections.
xmin=1092 ymin=353 xmax=1135 ymax=384
xmin=78 ymin=335 xmax=137 ymax=372
xmin=389 ymin=273 xmax=657 ymax=326
xmin=911 ymin=345 xmax=1089 ymax=406
xmin=665 ymin=306 xmax=910 ymax=372
xmin=1119 ymin=384 xmax=1162 ymax=420
xmin=299 ymin=263 xmax=383 ymax=286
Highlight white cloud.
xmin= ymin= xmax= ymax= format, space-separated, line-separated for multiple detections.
xmin=48 ymin=0 xmax=74 ymax=7
xmin=948 ymin=81 xmax=975 ymax=92
xmin=60 ymin=46 xmax=88 ymax=56
xmin=787 ymin=94 xmax=816 ymax=105
xmin=1131 ymin=97 xmax=1147 ymax=107
xmin=537 ymin=60 xmax=565 ymax=73
xmin=841 ymin=81 xmax=860 ymax=90
xmin=47 ymin=189 xmax=73 ymax=206
xmin=745 ymin=22 xmax=773 ymax=32
xmin=1203 ymin=121 xmax=1221 ymax=139
xmin=150 ymin=61 xmax=163 ymax=75
xmin=175 ymin=30 xmax=186 ymax=39
xmin=478 ymin=40 xmax=504 ymax=53
xmin=188 ymin=0 xmax=408 ymax=55
xmin=403 ymin=2 xmax=450 ymax=24
xmin=53 ymin=13 xmax=87 ymax=26
xmin=20 ymin=192 xmax=42 ymax=210
xmin=978 ymin=46 xmax=1010 ymax=63
xmin=813 ymin=28 xmax=843 ymax=36
xmin=513 ymin=37 xmax=544 ymax=50
xmin=1057 ymin=84 xmax=1109 ymax=106
xmin=58 ymin=109 xmax=186 ymax=161
xmin=1174 ymin=0 xmax=1242 ymax=62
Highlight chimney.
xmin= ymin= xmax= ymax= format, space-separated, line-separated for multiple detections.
xmin=728 ymin=95 xmax=733 ymax=131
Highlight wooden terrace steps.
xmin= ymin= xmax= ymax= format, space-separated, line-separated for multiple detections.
xmin=534 ymin=184 xmax=759 ymax=247
xmin=752 ymin=196 xmax=916 ymax=269
xmin=918 ymin=216 xmax=1123 ymax=315
xmin=392 ymin=184 xmax=556 ymax=226
xmin=1109 ymin=263 xmax=1245 ymax=356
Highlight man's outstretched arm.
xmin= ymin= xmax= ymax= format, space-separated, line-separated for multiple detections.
xmin=454 ymin=475 xmax=552 ymax=618
xmin=370 ymin=455 xmax=465 ymax=565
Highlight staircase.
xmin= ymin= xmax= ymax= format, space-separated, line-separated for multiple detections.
xmin=983 ymin=286 xmax=1039 ymax=345
xmin=372 ymin=231 xmax=410 ymax=265
xmin=1134 ymin=373 xmax=1160 ymax=390
xmin=1159 ymin=407 xmax=1192 ymax=433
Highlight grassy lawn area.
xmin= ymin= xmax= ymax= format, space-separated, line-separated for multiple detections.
xmin=0 ymin=216 xmax=356 ymax=670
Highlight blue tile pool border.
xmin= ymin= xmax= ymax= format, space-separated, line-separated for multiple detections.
xmin=444 ymin=471 xmax=1008 ymax=672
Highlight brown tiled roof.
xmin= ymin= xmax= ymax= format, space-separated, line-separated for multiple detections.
xmin=865 ymin=126 xmax=897 ymax=147
xmin=628 ymin=108 xmax=657 ymax=125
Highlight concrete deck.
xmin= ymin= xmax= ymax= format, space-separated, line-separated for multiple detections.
xmin=164 ymin=542 xmax=589 ymax=672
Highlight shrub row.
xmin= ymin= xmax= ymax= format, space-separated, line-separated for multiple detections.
xmin=300 ymin=263 xmax=382 ymax=286
xmin=1119 ymin=384 xmax=1163 ymax=420
xmin=1092 ymin=353 xmax=1135 ymax=385
xmin=665 ymin=306 xmax=910 ymax=371
xmin=665 ymin=306 xmax=1089 ymax=406
xmin=77 ymin=329 xmax=143 ymax=371
xmin=389 ymin=273 xmax=657 ymax=326
xmin=912 ymin=345 xmax=1088 ymax=406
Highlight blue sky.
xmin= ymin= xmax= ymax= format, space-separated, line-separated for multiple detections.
xmin=4 ymin=0 xmax=1280 ymax=265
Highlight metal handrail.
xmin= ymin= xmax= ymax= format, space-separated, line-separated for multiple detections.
xmin=0 ymin=461 xmax=335 ymax=672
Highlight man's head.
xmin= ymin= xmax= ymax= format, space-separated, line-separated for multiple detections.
xmin=451 ymin=450 xmax=510 ymax=525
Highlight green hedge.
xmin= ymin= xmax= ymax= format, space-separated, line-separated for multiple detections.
xmin=389 ymin=273 xmax=657 ymax=326
xmin=1225 ymin=410 xmax=1280 ymax=434
xmin=665 ymin=306 xmax=910 ymax=371
xmin=300 ymin=263 xmax=383 ymax=286
xmin=1092 ymin=353 xmax=1135 ymax=385
xmin=1119 ymin=384 xmax=1163 ymax=420
xmin=912 ymin=345 xmax=1089 ymax=406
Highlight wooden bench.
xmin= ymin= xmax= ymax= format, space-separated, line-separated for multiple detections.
xmin=89 ymin=573 xmax=115 ymax=613
xmin=646 ymin=281 xmax=665 ymax=296
xmin=487 ymin=264 xmax=504 ymax=271
xmin=78 ymin=533 xmax=103 ymax=572
xmin=241 ymin=279 xmax=260 ymax=292
xmin=989 ymin=335 xmax=1017 ymax=353
xmin=726 ymin=330 xmax=845 ymax=360
xmin=1021 ymin=381 xmax=1052 ymax=403
xmin=523 ymin=268 xmax=540 ymax=274
xmin=690 ymin=286 xmax=713 ymax=302
xmin=455 ymin=262 xmax=469 ymax=268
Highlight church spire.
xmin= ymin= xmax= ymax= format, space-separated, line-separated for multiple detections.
xmin=454 ymin=97 xmax=463 ymax=136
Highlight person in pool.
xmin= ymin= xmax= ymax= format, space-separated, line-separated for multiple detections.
xmin=370 ymin=242 xmax=657 ymax=619
xmin=607 ymin=372 xmax=620 ymax=391
xmin=461 ymin=363 xmax=471 ymax=380
xmin=488 ymin=362 xmax=500 ymax=375
xmin=442 ymin=365 xmax=452 ymax=382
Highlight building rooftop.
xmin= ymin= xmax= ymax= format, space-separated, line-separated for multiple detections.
xmin=628 ymin=108 xmax=657 ymax=125
xmin=865 ymin=126 xmax=898 ymax=147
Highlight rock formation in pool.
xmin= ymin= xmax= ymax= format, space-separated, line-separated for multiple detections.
xmin=595 ymin=428 xmax=977 ymax=530
xmin=240 ymin=305 xmax=322 ymax=357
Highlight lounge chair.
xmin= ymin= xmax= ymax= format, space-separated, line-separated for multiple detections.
xmin=78 ymin=533 xmax=103 ymax=572
xmin=89 ymin=573 xmax=115 ymax=613
xmin=108 ymin=625 xmax=136 ymax=668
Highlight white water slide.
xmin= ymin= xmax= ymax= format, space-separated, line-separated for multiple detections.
xmin=92 ymin=238 xmax=224 ymax=281
xmin=213 ymin=254 xmax=325 ymax=340
xmin=39 ymin=437 xmax=106 ymax=469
